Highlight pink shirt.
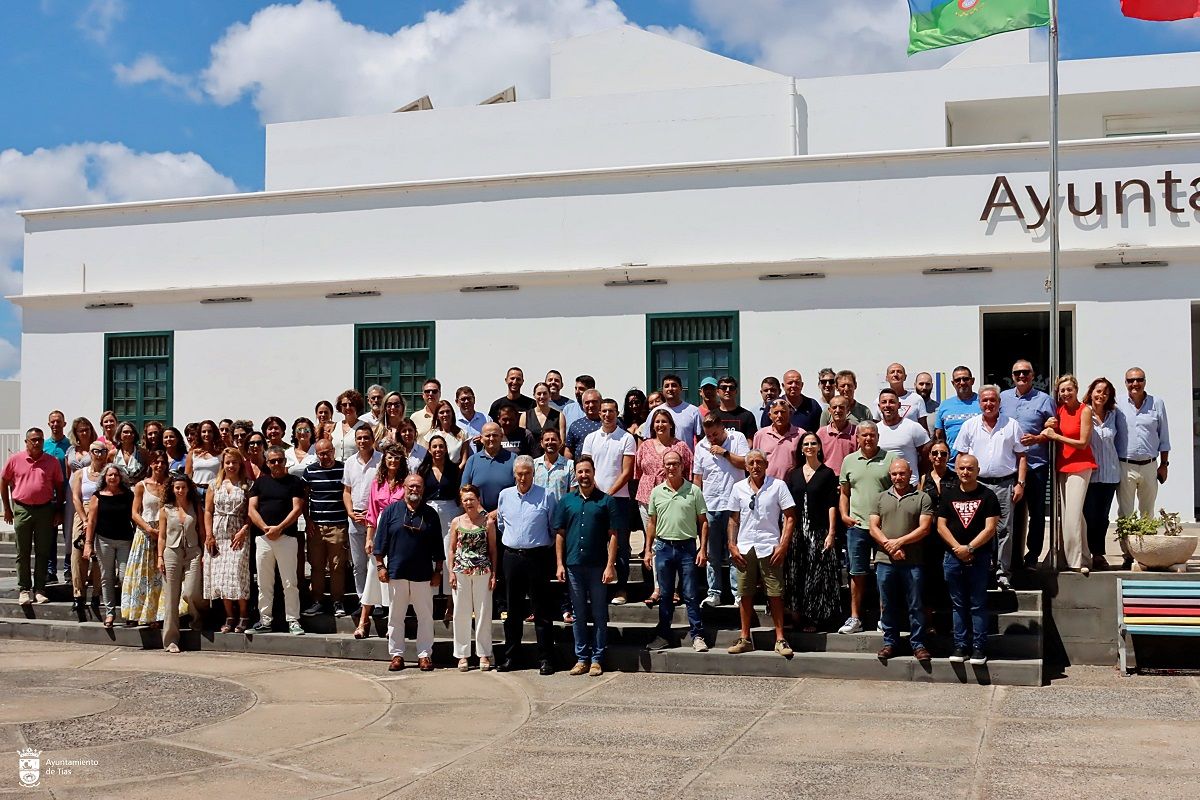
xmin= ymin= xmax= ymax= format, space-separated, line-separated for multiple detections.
xmin=752 ymin=425 xmax=802 ymax=480
xmin=2 ymin=451 xmax=64 ymax=506
xmin=816 ymin=422 xmax=858 ymax=476
xmin=633 ymin=439 xmax=693 ymax=504
xmin=365 ymin=480 xmax=406 ymax=528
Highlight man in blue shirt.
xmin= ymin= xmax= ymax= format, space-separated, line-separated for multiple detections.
xmin=562 ymin=374 xmax=595 ymax=431
xmin=999 ymin=360 xmax=1055 ymax=568
xmin=43 ymin=410 xmax=71 ymax=585
xmin=495 ymin=455 xmax=558 ymax=674
xmin=460 ymin=423 xmax=515 ymax=511
xmin=554 ymin=456 xmax=618 ymax=677
xmin=1116 ymin=367 xmax=1171 ymax=521
xmin=565 ymin=389 xmax=603 ymax=459
xmin=935 ymin=366 xmax=981 ymax=457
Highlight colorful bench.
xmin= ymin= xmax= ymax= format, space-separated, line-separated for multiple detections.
xmin=1117 ymin=578 xmax=1200 ymax=674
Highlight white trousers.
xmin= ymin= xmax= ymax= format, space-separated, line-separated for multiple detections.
xmin=451 ymin=572 xmax=493 ymax=658
xmin=256 ymin=534 xmax=300 ymax=624
xmin=387 ymin=579 xmax=434 ymax=659
xmin=1116 ymin=460 xmax=1159 ymax=519
xmin=1056 ymin=470 xmax=1093 ymax=570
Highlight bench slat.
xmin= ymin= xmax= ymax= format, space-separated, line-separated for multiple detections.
xmin=1121 ymin=580 xmax=1200 ymax=589
xmin=1122 ymin=606 xmax=1200 ymax=616
xmin=1122 ymin=589 xmax=1200 ymax=598
xmin=1124 ymin=616 xmax=1200 ymax=625
xmin=1121 ymin=597 xmax=1200 ymax=607
xmin=1124 ymin=625 xmax=1200 ymax=636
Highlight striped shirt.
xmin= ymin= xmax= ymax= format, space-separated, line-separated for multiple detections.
xmin=303 ymin=461 xmax=347 ymax=526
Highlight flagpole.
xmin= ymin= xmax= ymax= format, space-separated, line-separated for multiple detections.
xmin=1047 ymin=0 xmax=1062 ymax=572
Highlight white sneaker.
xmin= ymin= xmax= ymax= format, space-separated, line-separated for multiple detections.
xmin=700 ymin=595 xmax=718 ymax=609
xmin=18 ymin=590 xmax=31 ymax=606
xmin=34 ymin=592 xmax=50 ymax=605
xmin=838 ymin=617 xmax=863 ymax=635
xmin=692 ymin=636 xmax=709 ymax=652
xmin=969 ymin=653 xmax=988 ymax=666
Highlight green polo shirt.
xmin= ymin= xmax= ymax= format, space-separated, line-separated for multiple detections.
xmin=552 ymin=488 xmax=618 ymax=568
xmin=840 ymin=449 xmax=895 ymax=527
xmin=871 ymin=487 xmax=933 ymax=565
xmin=647 ymin=480 xmax=708 ymax=541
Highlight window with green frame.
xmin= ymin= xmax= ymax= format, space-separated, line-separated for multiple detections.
xmin=646 ymin=312 xmax=739 ymax=405
xmin=104 ymin=332 xmax=173 ymax=429
xmin=355 ymin=322 xmax=435 ymax=413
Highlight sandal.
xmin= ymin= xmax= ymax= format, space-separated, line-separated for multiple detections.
xmin=458 ymin=658 xmax=470 ymax=672
xmin=220 ymin=617 xmax=235 ymax=634
xmin=234 ymin=617 xmax=249 ymax=634
xmin=103 ymin=615 xmax=114 ymax=630
xmin=643 ymin=591 xmax=660 ymax=608
xmin=479 ymin=657 xmax=493 ymax=672
xmin=354 ymin=622 xmax=369 ymax=640
xmin=148 ymin=621 xmax=161 ymax=630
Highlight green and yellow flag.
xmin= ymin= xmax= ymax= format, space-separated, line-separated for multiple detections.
xmin=908 ymin=0 xmax=1051 ymax=54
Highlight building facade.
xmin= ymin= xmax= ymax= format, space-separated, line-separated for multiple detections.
xmin=14 ymin=27 xmax=1200 ymax=515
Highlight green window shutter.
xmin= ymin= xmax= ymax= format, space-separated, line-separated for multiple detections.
xmin=355 ymin=323 xmax=436 ymax=412
xmin=646 ymin=312 xmax=739 ymax=405
xmin=104 ymin=332 xmax=173 ymax=430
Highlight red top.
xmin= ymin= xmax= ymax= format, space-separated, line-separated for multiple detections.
xmin=1056 ymin=403 xmax=1097 ymax=474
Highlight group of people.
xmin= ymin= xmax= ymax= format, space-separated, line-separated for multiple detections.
xmin=0 ymin=360 xmax=1170 ymax=671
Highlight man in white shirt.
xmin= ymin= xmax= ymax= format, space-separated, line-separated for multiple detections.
xmin=692 ymin=413 xmax=749 ymax=607
xmin=879 ymin=363 xmax=926 ymax=427
xmin=876 ymin=388 xmax=931 ymax=485
xmin=582 ymin=398 xmax=636 ymax=605
xmin=342 ymin=426 xmax=382 ymax=611
xmin=360 ymin=384 xmax=386 ymax=427
xmin=726 ymin=449 xmax=796 ymax=658
xmin=659 ymin=374 xmax=703 ymax=450
xmin=410 ymin=378 xmax=442 ymax=437
xmin=954 ymin=385 xmax=1027 ymax=588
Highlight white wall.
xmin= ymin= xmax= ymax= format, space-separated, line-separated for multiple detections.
xmin=0 ymin=380 xmax=20 ymax=429
xmin=265 ymin=81 xmax=797 ymax=191
xmin=20 ymin=332 xmax=104 ymax=432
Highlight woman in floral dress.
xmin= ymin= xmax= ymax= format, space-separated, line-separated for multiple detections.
xmin=121 ymin=450 xmax=168 ymax=627
xmin=203 ymin=447 xmax=252 ymax=633
xmin=448 ymin=484 xmax=497 ymax=671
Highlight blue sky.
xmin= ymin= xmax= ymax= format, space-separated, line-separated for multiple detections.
xmin=0 ymin=0 xmax=1197 ymax=379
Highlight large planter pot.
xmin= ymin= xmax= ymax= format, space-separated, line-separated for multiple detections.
xmin=1120 ymin=535 xmax=1198 ymax=569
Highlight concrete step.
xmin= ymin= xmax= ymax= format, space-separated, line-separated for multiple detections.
xmin=0 ymin=616 xmax=1041 ymax=684
xmin=648 ymin=647 xmax=1043 ymax=686
xmin=710 ymin=626 xmax=1041 ymax=659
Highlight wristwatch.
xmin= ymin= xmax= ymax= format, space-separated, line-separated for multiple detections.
xmin=966 ymin=544 xmax=976 ymax=555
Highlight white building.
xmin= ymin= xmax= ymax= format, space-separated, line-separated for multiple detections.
xmin=13 ymin=27 xmax=1200 ymax=515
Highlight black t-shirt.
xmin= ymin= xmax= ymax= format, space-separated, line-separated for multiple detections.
xmin=713 ymin=406 xmax=758 ymax=440
xmin=489 ymin=394 xmax=535 ymax=421
xmin=249 ymin=473 xmax=306 ymax=538
xmin=937 ymin=483 xmax=1001 ymax=546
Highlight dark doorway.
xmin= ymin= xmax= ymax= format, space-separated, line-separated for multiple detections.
xmin=982 ymin=310 xmax=1074 ymax=391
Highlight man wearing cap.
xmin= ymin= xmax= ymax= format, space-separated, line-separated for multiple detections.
xmin=697 ymin=376 xmax=719 ymax=417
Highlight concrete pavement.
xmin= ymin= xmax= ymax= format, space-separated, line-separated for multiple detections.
xmin=0 ymin=639 xmax=1197 ymax=798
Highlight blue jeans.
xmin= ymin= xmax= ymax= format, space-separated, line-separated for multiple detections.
xmin=876 ymin=562 xmax=926 ymax=651
xmin=704 ymin=510 xmax=742 ymax=603
xmin=943 ymin=551 xmax=990 ymax=654
xmin=654 ymin=538 xmax=703 ymax=639
xmin=566 ymin=564 xmax=608 ymax=664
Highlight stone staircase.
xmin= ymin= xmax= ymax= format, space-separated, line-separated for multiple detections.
xmin=0 ymin=528 xmax=1044 ymax=685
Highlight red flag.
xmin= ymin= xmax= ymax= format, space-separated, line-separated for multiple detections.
xmin=1122 ymin=0 xmax=1200 ymax=19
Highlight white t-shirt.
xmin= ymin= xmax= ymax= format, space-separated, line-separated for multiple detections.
xmin=731 ymin=475 xmax=796 ymax=557
xmin=875 ymin=417 xmax=930 ymax=483
xmin=692 ymin=430 xmax=749 ymax=512
xmin=871 ymin=390 xmax=925 ymax=425
xmin=582 ymin=427 xmax=637 ymax=498
xmin=661 ymin=401 xmax=703 ymax=451
xmin=341 ymin=451 xmax=381 ymax=511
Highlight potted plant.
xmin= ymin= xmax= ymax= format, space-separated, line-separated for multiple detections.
xmin=1114 ymin=510 xmax=1198 ymax=570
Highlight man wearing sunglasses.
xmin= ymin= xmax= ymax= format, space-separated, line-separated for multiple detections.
xmin=411 ymin=379 xmax=442 ymax=437
xmin=816 ymin=368 xmax=838 ymax=410
xmin=934 ymin=366 xmax=981 ymax=460
xmin=1000 ymin=360 xmax=1055 ymax=568
xmin=711 ymin=377 xmax=758 ymax=440
xmin=247 ymin=446 xmax=307 ymax=635
xmin=1116 ymin=367 xmax=1171 ymax=526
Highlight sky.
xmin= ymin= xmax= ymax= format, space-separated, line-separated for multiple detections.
xmin=0 ymin=0 xmax=1197 ymax=380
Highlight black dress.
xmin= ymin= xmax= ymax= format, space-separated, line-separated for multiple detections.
xmin=524 ymin=407 xmax=561 ymax=457
xmin=918 ymin=469 xmax=956 ymax=608
xmin=783 ymin=463 xmax=841 ymax=626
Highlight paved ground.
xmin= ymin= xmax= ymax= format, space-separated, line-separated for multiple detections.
xmin=0 ymin=641 xmax=1197 ymax=799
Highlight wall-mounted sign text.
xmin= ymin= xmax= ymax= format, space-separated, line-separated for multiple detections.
xmin=981 ymin=171 xmax=1200 ymax=230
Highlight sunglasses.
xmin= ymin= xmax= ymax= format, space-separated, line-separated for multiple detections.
xmin=422 ymin=389 xmax=440 ymax=394
xmin=266 ymin=458 xmax=285 ymax=465
xmin=295 ymin=427 xmax=312 ymax=434
xmin=339 ymin=402 xmax=355 ymax=408
xmin=248 ymin=440 xmax=265 ymax=447
xmin=819 ymin=379 xmax=836 ymax=386
xmin=385 ymin=401 xmax=402 ymax=408
xmin=718 ymin=385 xmax=736 ymax=391
xmin=1012 ymin=370 xmax=1032 ymax=377
xmin=89 ymin=449 xmax=107 ymax=456
xmin=1125 ymin=377 xmax=1145 ymax=384
xmin=952 ymin=377 xmax=974 ymax=384
xmin=931 ymin=451 xmax=950 ymax=458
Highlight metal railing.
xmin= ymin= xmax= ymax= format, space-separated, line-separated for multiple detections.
xmin=0 ymin=429 xmax=21 ymax=465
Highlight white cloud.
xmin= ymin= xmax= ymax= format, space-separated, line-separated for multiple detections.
xmin=690 ymin=0 xmax=950 ymax=78
xmin=199 ymin=0 xmax=704 ymax=123
xmin=76 ymin=0 xmax=126 ymax=45
xmin=114 ymin=54 xmax=202 ymax=101
xmin=0 ymin=143 xmax=237 ymax=379
xmin=0 ymin=338 xmax=18 ymax=381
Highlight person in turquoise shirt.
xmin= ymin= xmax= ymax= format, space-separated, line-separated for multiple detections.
xmin=935 ymin=366 xmax=981 ymax=457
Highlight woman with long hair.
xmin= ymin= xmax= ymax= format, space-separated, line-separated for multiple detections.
xmin=520 ymin=383 xmax=565 ymax=457
xmin=783 ymin=432 xmax=840 ymax=631
xmin=314 ymin=400 xmax=336 ymax=441
xmin=331 ymin=389 xmax=368 ymax=461
xmin=423 ymin=400 xmax=469 ymax=468
xmin=162 ymin=427 xmax=187 ymax=473
xmin=355 ymin=444 xmax=408 ymax=639
xmin=244 ymin=431 xmax=267 ymax=481
xmin=186 ymin=419 xmax=222 ymax=499
xmin=373 ymin=392 xmax=406 ymax=447
xmin=1043 ymin=374 xmax=1097 ymax=574
xmin=918 ymin=440 xmax=957 ymax=625
xmin=418 ymin=434 xmax=463 ymax=622
xmin=111 ymin=421 xmax=149 ymax=483
xmin=83 ymin=465 xmax=135 ymax=628
xmin=204 ymin=448 xmax=253 ymax=633
xmin=633 ymin=408 xmax=692 ymax=607
xmin=121 ymin=449 xmax=168 ymax=628
xmin=1083 ymin=377 xmax=1126 ymax=571
xmin=622 ymin=389 xmax=649 ymax=440
xmin=286 ymin=417 xmax=318 ymax=478
xmin=97 ymin=410 xmax=119 ymax=449
xmin=158 ymin=472 xmax=205 ymax=654
xmin=64 ymin=417 xmax=100 ymax=569
xmin=68 ymin=442 xmax=105 ymax=612
xmin=448 ymin=484 xmax=497 ymax=671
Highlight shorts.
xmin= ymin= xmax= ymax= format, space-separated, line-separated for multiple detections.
xmin=737 ymin=548 xmax=783 ymax=598
xmin=846 ymin=526 xmax=873 ymax=576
